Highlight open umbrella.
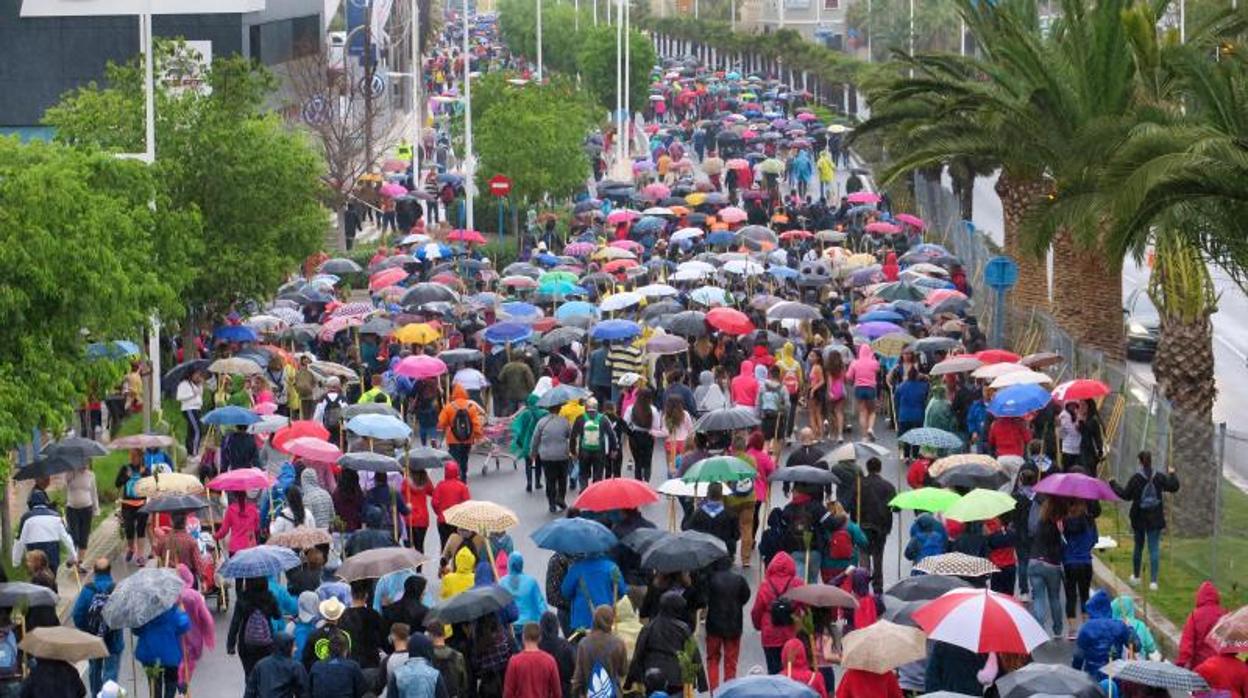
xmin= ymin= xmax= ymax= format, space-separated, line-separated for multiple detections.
xmin=444 ymin=500 xmax=519 ymax=533
xmin=134 ymin=472 xmax=203 ymax=497
xmin=109 ymin=433 xmax=176 ymax=451
xmin=283 ymin=437 xmax=343 ymax=464
xmin=715 ymin=676 xmax=819 ymax=698
xmin=532 ymin=518 xmax=618 ymax=555
xmin=0 ymin=582 xmax=56 ymax=608
xmin=841 ymin=620 xmax=927 ymax=673
xmin=941 ymin=489 xmax=1017 ymax=523
xmin=1033 ymin=472 xmax=1119 ymax=501
xmin=913 ymin=588 xmax=1049 ymax=654
xmin=886 ymin=574 xmax=972 ymax=602
xmin=930 ymin=356 xmax=982 ymax=376
xmin=536 ymin=385 xmax=589 ymax=409
xmin=928 ymin=453 xmax=1000 ymax=479
xmin=41 ymin=436 xmax=108 ymax=466
xmin=267 ymin=526 xmax=333 ymax=550
xmin=339 ymin=452 xmax=402 ymax=472
xmin=208 ymin=357 xmax=263 ymax=376
xmin=1209 ymin=605 xmax=1248 ymax=654
xmin=219 ymin=545 xmax=302 ymax=579
xmin=337 ymin=547 xmax=429 ymax=582
xmin=345 ymin=414 xmax=412 ymax=440
xmin=139 ymin=493 xmax=209 ymax=514
xmin=768 ymin=466 xmax=840 ymax=486
xmin=394 ymin=355 xmax=448 ymax=380
xmin=208 ymin=468 xmax=274 ymax=492
xmin=665 ymin=310 xmax=709 ymax=338
xmin=1103 ymin=659 xmax=1209 ymax=692
xmin=20 ymin=627 xmax=108 ymax=663
xmin=12 ymin=455 xmax=78 ymax=481
xmin=102 ymin=567 xmax=184 ymax=629
xmin=400 ymin=446 xmax=452 ymax=470
xmin=681 ymin=456 xmax=756 ymax=483
xmin=1051 ymin=378 xmax=1111 ymax=402
xmin=897 ymin=428 xmax=962 ymax=450
xmin=994 ymin=663 xmax=1101 ymax=698
xmin=782 ymin=584 xmax=858 ymax=609
xmin=342 ymin=403 xmax=402 ymax=420
xmin=889 ymin=487 xmax=960 ymax=513
xmin=640 ymin=530 xmax=729 ymax=572
xmin=823 ymin=440 xmax=890 ymax=463
xmin=428 ymin=586 xmax=514 ymax=624
xmin=573 ymin=478 xmax=659 ymax=511
xmin=694 ymin=407 xmax=761 ymax=433
xmin=203 ymin=405 xmax=262 ymax=427
xmin=934 ymin=464 xmax=1011 ymax=491
xmin=591 ymin=319 xmax=643 ymax=341
xmin=913 ymin=553 xmax=999 ymax=577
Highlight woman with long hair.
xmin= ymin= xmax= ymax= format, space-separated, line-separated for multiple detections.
xmin=824 ymin=350 xmax=847 ymax=442
xmin=1079 ymin=399 xmax=1105 ymax=470
xmin=226 ymin=577 xmax=280 ymax=677
xmin=845 ymin=344 xmax=881 ymax=440
xmin=625 ymin=388 xmax=664 ymax=482
xmin=270 ymin=485 xmax=313 ymax=536
xmin=662 ymin=395 xmax=694 ymax=479
xmin=332 ymin=469 xmax=365 ymax=532
xmin=806 ymin=349 xmax=826 ymax=439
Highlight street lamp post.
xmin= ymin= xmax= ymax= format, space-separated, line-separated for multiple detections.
xmin=410 ymin=0 xmax=422 ymax=180
xmin=536 ymin=0 xmax=543 ymax=81
xmin=463 ymin=0 xmax=475 ymax=230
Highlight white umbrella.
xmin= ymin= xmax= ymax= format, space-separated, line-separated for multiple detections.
xmin=972 ymin=362 xmax=1030 ymax=379
xmin=600 ymin=292 xmax=643 ymax=312
xmin=989 ymin=370 xmax=1053 ymax=389
xmin=636 ymin=284 xmax=679 ymax=298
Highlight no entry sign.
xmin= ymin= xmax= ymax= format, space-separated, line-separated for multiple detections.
xmin=488 ymin=174 xmax=512 ymax=197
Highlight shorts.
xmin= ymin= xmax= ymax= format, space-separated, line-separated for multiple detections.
xmin=121 ymin=504 xmax=148 ymax=541
xmin=854 ymin=386 xmax=877 ymax=402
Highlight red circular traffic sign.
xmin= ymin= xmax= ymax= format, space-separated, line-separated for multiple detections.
xmin=488 ymin=174 xmax=512 ymax=197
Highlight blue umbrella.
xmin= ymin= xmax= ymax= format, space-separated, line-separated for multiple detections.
xmin=203 ymin=405 xmax=261 ymax=427
xmin=86 ymin=340 xmax=143 ymax=360
xmin=897 ymin=427 xmax=963 ymax=450
xmin=533 ymin=253 xmax=561 ymax=267
xmin=768 ymin=266 xmax=799 ymax=280
xmin=854 ymin=321 xmax=905 ymax=339
xmin=690 ymin=286 xmax=728 ymax=306
xmin=415 ymin=243 xmax=452 ymax=260
xmin=499 ymin=302 xmax=542 ymax=321
xmin=219 ymin=545 xmax=302 ymax=579
xmin=889 ymin=300 xmax=931 ymax=317
xmin=483 ymin=322 xmax=534 ymax=344
xmin=554 ymin=301 xmax=599 ymax=322
xmin=346 ymin=414 xmax=413 ymax=440
xmin=716 ymin=675 xmax=819 ymax=698
xmin=706 ymin=231 xmax=735 ymax=247
xmin=633 ymin=216 xmax=666 ymax=233
xmin=911 ymin=243 xmax=950 ymax=256
xmin=988 ymin=383 xmax=1053 ymax=417
xmin=536 ymin=385 xmax=589 ymax=408
xmin=213 ymin=325 xmax=258 ymax=343
xmin=590 ymin=319 xmax=642 ymax=341
xmin=531 ymin=518 xmax=617 ymax=555
xmin=858 ymin=309 xmax=905 ymax=323
xmin=297 ymin=288 xmax=334 ymax=304
xmin=913 ymin=276 xmax=955 ymax=290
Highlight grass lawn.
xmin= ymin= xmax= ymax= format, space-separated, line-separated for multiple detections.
xmin=1096 ymin=478 xmax=1248 ymax=626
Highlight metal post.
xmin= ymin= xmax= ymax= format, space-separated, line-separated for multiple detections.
xmin=991 ymin=288 xmax=1007 ymax=348
xmin=498 ymin=197 xmax=505 ymax=244
xmin=462 ymin=0 xmax=475 ymax=230
xmin=866 ymin=0 xmax=872 ymax=61
xmin=537 ymin=0 xmax=543 ymax=81
xmin=1180 ymin=0 xmax=1186 ymax=43
xmin=615 ymin=0 xmax=623 ymax=168
xmin=142 ymin=12 xmax=155 ymax=164
xmin=410 ymin=0 xmax=422 ymax=180
xmin=624 ymin=0 xmax=630 ymax=159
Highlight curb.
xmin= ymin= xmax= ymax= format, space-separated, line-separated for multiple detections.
xmin=1092 ymin=556 xmax=1182 ymax=657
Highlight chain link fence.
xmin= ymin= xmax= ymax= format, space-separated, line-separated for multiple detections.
xmin=913 ymin=171 xmax=1247 ymax=624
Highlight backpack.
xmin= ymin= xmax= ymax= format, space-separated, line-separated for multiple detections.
xmin=243 ymin=608 xmax=273 ymax=648
xmin=581 ymin=415 xmax=603 ymax=452
xmin=322 ymin=395 xmax=345 ymax=430
xmin=1026 ymin=496 xmax=1043 ymax=537
xmin=1139 ymin=475 xmax=1162 ymax=510
xmin=0 ymin=627 xmax=18 ymax=680
xmin=587 ymin=659 xmax=619 ymax=698
xmin=759 ymin=386 xmax=784 ymax=415
xmin=451 ymin=406 xmax=474 ymax=441
xmin=828 ymin=527 xmax=854 ymax=560
xmin=123 ymin=471 xmax=142 ymax=500
xmin=768 ymin=581 xmax=795 ymax=626
xmin=83 ymin=585 xmax=111 ymax=637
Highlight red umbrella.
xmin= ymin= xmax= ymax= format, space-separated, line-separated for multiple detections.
xmin=447 ymin=228 xmax=487 ymax=245
xmin=912 ymin=588 xmax=1050 ymax=654
xmin=273 ymin=421 xmax=331 ymax=451
xmin=1051 ymin=379 xmax=1110 ymax=402
xmin=573 ymin=478 xmax=660 ymax=512
xmin=369 ymin=267 xmax=408 ymax=292
xmin=975 ymin=349 xmax=1021 ymax=365
xmin=779 ymin=230 xmax=813 ymax=241
xmin=603 ymin=259 xmax=639 ymax=273
xmin=208 ymin=468 xmax=275 ymax=492
xmin=706 ymin=307 xmax=756 ymax=336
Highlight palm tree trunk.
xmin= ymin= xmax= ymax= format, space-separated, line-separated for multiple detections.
xmin=1051 ymin=228 xmax=1124 ymax=362
xmin=995 ymin=171 xmax=1049 ymax=311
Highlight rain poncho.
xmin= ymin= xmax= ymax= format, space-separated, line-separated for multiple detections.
xmin=693 ymin=370 xmax=728 ymax=414
xmin=904 ymin=514 xmax=948 ymax=565
xmin=788 ymin=150 xmax=814 ymax=188
xmin=510 ymin=394 xmax=543 ymax=458
xmin=1178 ymin=580 xmax=1227 ymax=669
xmin=176 ymin=564 xmax=216 ymax=684
xmin=816 ymin=151 xmax=836 ymax=183
xmin=134 ymin=605 xmax=190 ymax=669
xmin=614 ymin=596 xmax=643 ymax=658
xmin=730 ymin=360 xmax=759 ymax=407
xmin=923 ymin=384 xmax=959 ymax=434
xmin=1110 ymin=596 xmax=1157 ymax=659
xmin=560 ymin=555 xmax=629 ymax=631
xmin=1074 ymin=590 xmax=1136 ymax=680
xmin=501 ymin=552 xmax=547 ymax=628
xmin=300 ymin=468 xmax=335 ymax=531
xmin=845 ymin=345 xmax=880 ymax=389
xmin=440 ymin=546 xmax=477 ymax=599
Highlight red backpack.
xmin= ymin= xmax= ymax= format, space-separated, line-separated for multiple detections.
xmin=828 ymin=527 xmax=854 ymax=560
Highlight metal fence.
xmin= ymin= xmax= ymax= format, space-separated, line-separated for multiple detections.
xmin=913 ymin=171 xmax=1247 ymax=624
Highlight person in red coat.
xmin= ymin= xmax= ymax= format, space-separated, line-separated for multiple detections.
xmin=750 ymin=552 xmax=804 ymax=675
xmin=1178 ymin=581 xmax=1227 ymax=669
xmin=1196 ymin=653 xmax=1248 ymax=698
xmin=780 ymin=639 xmax=828 ymax=698
xmin=431 ymin=461 xmax=471 ymax=551
xmin=400 ymin=469 xmax=435 ymax=553
xmin=503 ymin=623 xmax=562 ymax=698
xmin=835 ymin=668 xmax=903 ymax=698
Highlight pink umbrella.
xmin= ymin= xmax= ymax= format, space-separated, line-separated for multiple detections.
xmin=330 ymin=301 xmax=377 ymax=319
xmin=1033 ymin=472 xmax=1120 ymax=501
xmin=741 ymin=129 xmax=758 ymax=139
xmin=501 ymin=275 xmax=539 ymax=289
xmin=208 ymin=467 xmax=274 ymax=492
xmin=865 ymin=222 xmax=903 ymax=235
xmin=1051 ymin=378 xmax=1111 ymax=402
xmin=394 ymin=354 xmax=448 ymax=379
xmin=606 ymin=209 xmax=640 ymax=225
xmin=609 ymin=240 xmax=644 ymax=252
xmin=564 ymin=242 xmax=596 ymax=257
xmin=718 ymin=206 xmax=748 ymax=224
xmin=283 ymin=437 xmax=343 ymax=464
xmin=847 ymin=191 xmax=882 ymax=204
xmin=447 ymin=228 xmax=487 ymax=245
xmin=319 ymin=315 xmax=364 ymax=341
xmin=253 ymin=401 xmax=278 ymax=416
xmin=376 ymin=285 xmax=406 ymax=303
xmin=369 ymin=267 xmax=408 ymax=292
xmin=926 ymin=289 xmax=969 ymax=306
xmin=641 ymin=183 xmax=671 ymax=200
xmin=895 ymin=213 xmax=926 ymax=230
xmin=379 ymin=182 xmax=408 ymax=198
xmin=796 ymin=112 xmax=817 ymax=122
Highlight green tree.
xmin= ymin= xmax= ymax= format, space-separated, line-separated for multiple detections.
xmin=44 ymin=41 xmax=327 ymax=347
xmin=0 ymin=138 xmax=197 ymax=470
xmin=577 ymin=24 xmax=659 ymax=114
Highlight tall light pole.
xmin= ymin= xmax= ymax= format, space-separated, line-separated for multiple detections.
xmin=536 ymin=0 xmax=543 ymax=81
xmin=462 ymin=0 xmax=475 ymax=230
xmin=410 ymin=0 xmax=422 ymax=180
xmin=615 ymin=0 xmax=624 ymax=169
xmin=624 ymin=0 xmax=630 ymax=162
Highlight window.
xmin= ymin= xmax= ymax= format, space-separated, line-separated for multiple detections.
xmin=824 ymin=0 xmax=839 ymax=8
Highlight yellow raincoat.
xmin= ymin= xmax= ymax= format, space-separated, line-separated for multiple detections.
xmin=817 ymin=151 xmax=836 ymax=183
xmin=440 ymin=547 xmax=477 ymax=599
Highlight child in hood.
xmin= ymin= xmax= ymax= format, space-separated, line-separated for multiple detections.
xmin=1074 ymin=590 xmax=1138 ymax=680
xmin=1110 ymin=596 xmax=1158 ymax=660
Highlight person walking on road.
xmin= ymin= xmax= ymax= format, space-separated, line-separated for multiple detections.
xmin=71 ymin=558 xmax=124 ymax=696
xmin=704 ymin=557 xmax=751 ymax=690
xmin=244 ymin=632 xmax=308 ymax=698
xmin=438 ymin=385 xmax=485 ymax=482
xmin=858 ymin=457 xmax=897 ymax=595
xmin=1109 ymin=450 xmax=1179 ymax=590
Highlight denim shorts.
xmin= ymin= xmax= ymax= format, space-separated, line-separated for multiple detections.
xmin=854 ymin=386 xmax=877 ymax=402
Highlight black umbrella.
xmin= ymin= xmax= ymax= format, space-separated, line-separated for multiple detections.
xmin=359 ymin=317 xmax=395 ymax=336
xmin=139 ymin=493 xmax=209 ymax=514
xmin=401 ymin=446 xmax=451 ymax=470
xmin=573 ymin=199 xmax=603 ymax=214
xmin=0 ymin=583 xmax=56 ymax=608
xmin=641 ymin=301 xmax=684 ymax=322
xmin=640 ymin=530 xmax=728 ymax=572
xmin=339 ymin=452 xmax=402 ymax=473
xmin=579 ymin=272 xmax=614 ymax=289
xmin=320 ymin=258 xmax=363 ymax=275
xmin=41 ymin=437 xmax=108 ymax=466
xmin=428 ymin=586 xmax=514 ymax=624
xmin=162 ymin=359 xmax=211 ymax=392
xmin=402 ymin=283 xmax=460 ymax=306
xmin=538 ymin=327 xmax=586 ymax=352
xmin=503 ymin=262 xmax=543 ymax=278
xmin=13 ymin=455 xmax=78 ymax=481
xmin=881 ymin=596 xmax=926 ymax=628
xmin=885 ymin=574 xmax=972 ymax=601
xmin=933 ymin=464 xmax=1010 ymax=490
xmin=694 ymin=407 xmax=761 ymax=433
xmin=438 ymin=349 xmax=484 ymax=367
xmin=1030 ymin=638 xmax=1076 ymax=666
xmin=664 ymin=310 xmax=708 ymax=338
xmin=768 ymin=466 xmax=841 ymax=486
xmin=619 ymin=528 xmax=669 ymax=554
xmin=994 ymin=663 xmax=1101 ymax=698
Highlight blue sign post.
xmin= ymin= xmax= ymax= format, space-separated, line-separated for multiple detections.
xmin=984 ymin=256 xmax=1019 ymax=348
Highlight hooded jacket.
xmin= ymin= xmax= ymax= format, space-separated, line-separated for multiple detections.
xmin=694 ymin=370 xmax=729 ymax=414
xmin=501 ymin=553 xmax=546 ymax=627
xmin=243 ymin=634 xmax=308 ymax=698
xmin=904 ymin=514 xmax=948 ymax=563
xmin=1074 ymin=590 xmax=1136 ymax=680
xmin=1196 ymin=653 xmax=1248 ymax=698
xmin=537 ymin=612 xmax=575 ymax=697
xmin=924 ymin=641 xmax=986 ymax=695
xmin=439 ymin=547 xmax=476 ymax=599
xmin=781 ymin=638 xmax=829 ymax=698
xmin=135 ymin=605 xmax=191 ymax=668
xmin=431 ymin=463 xmax=470 ymax=524
xmin=177 ymin=563 xmax=216 ymax=677
xmin=730 ymin=360 xmax=759 ymax=407
xmin=571 ymin=605 xmax=629 ymax=697
xmin=72 ymin=572 xmax=124 ymax=655
xmin=751 ymin=552 xmax=804 ymax=648
xmin=560 ymin=555 xmax=628 ymax=631
xmin=1111 ymin=596 xmax=1157 ymax=658
xmin=1179 ymin=581 xmax=1227 ymax=669
xmin=881 ymin=252 xmax=899 ymax=283
xmin=1060 ymin=513 xmax=1098 ymax=566
xmin=705 ymin=562 xmax=752 ymax=638
xmin=628 ymin=592 xmax=706 ymax=691
xmin=758 ymin=508 xmax=789 ymax=569
xmin=437 ymin=385 xmax=484 ymax=445
xmin=845 ymin=345 xmax=879 ymax=389
xmin=614 ymin=596 xmax=643 ymax=657
xmin=301 ymin=469 xmax=335 ymax=532
xmin=509 ymin=394 xmax=543 ymax=459
xmin=836 ymin=668 xmax=903 ymax=698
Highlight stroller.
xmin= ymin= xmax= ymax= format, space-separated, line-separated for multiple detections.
xmin=472 ymin=415 xmax=518 ymax=476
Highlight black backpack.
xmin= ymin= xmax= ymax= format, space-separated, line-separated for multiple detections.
xmin=323 ymin=396 xmax=345 ymax=430
xmin=451 ymin=407 xmax=473 ymax=441
xmin=768 ymin=581 xmax=794 ymax=626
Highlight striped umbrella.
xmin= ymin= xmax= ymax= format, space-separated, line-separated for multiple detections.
xmin=912 ymin=588 xmax=1049 ymax=654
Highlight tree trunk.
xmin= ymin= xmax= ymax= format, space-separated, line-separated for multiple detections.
xmin=1051 ymin=228 xmax=1124 ymax=362
xmin=1155 ymin=310 xmax=1217 ymax=536
xmin=995 ymin=172 xmax=1050 ymax=311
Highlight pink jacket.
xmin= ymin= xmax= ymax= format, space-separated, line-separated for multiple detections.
xmin=730 ymin=361 xmax=759 ymax=407
xmin=215 ymin=502 xmax=260 ymax=554
xmin=747 ymin=447 xmax=776 ymax=500
xmin=845 ymin=345 xmax=880 ymax=389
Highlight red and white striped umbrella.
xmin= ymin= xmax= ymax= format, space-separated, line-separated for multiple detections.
xmin=911 ymin=588 xmax=1049 ymax=654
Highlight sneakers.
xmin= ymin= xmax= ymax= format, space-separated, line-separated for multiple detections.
xmin=1128 ymin=575 xmax=1140 ymax=586
xmin=1149 ymin=582 xmax=1159 ymax=591
xmin=1017 ymin=593 xmax=1031 ymax=603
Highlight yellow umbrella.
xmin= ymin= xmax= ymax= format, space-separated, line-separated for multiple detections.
xmin=592 ymin=247 xmax=637 ymax=262
xmin=843 ymin=253 xmax=878 ymax=271
xmin=394 ymin=323 xmax=441 ymax=345
xmin=871 ymin=332 xmax=916 ymax=358
xmin=928 ymin=453 xmax=1001 ymax=479
xmin=685 ymin=192 xmax=707 ymax=206
xmin=135 ymin=472 xmax=204 ymax=497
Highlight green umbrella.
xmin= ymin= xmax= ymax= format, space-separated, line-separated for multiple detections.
xmin=539 ymin=271 xmax=579 ymax=285
xmin=871 ymin=281 xmax=927 ymax=302
xmin=538 ymin=281 xmax=582 ymax=296
xmin=889 ymin=487 xmax=960 ymax=512
xmin=758 ymin=158 xmax=785 ymax=175
xmin=681 ymin=456 xmax=756 ymax=484
xmin=942 ymin=488 xmax=1017 ymax=522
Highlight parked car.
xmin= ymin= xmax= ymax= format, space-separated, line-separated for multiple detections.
xmin=1124 ymin=287 xmax=1160 ymax=360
